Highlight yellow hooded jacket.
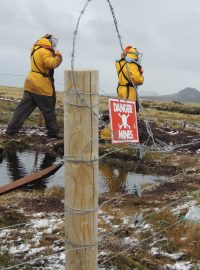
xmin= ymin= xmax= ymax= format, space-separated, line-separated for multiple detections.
xmin=100 ymin=48 xmax=144 ymax=140
xmin=24 ymin=37 xmax=62 ymax=96
xmin=115 ymin=49 xmax=144 ymax=101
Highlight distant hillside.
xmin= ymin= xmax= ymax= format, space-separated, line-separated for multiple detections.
xmin=143 ymin=87 xmax=200 ymax=103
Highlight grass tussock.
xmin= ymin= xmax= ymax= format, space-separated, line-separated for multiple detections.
xmin=0 ymin=206 xmax=27 ymax=227
xmin=0 ymin=250 xmax=15 ymax=268
xmin=162 ymin=223 xmax=200 ymax=260
xmin=112 ymin=255 xmax=148 ymax=270
xmin=45 ymin=186 xmax=64 ymax=199
xmin=144 ymin=209 xmax=200 ymax=260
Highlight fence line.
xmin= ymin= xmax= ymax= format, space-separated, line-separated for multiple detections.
xmin=69 ymin=0 xmax=200 ymax=156
xmin=99 ymin=219 xmax=182 ymax=267
xmin=100 ymin=188 xmax=200 ymax=242
xmin=0 ymin=73 xmax=64 ymax=86
xmin=0 ymin=0 xmax=200 ymax=269
xmin=0 ymin=176 xmax=199 ymax=269
xmin=1 ymin=249 xmax=64 ymax=270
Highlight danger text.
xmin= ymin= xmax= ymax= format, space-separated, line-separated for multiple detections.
xmin=113 ymin=103 xmax=133 ymax=113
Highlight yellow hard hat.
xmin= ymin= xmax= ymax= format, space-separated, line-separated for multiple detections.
xmin=125 ymin=46 xmax=139 ymax=60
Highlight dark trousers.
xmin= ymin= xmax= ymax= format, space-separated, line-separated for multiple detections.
xmin=6 ymin=90 xmax=58 ymax=136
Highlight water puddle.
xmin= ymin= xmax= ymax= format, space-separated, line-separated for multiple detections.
xmin=0 ymin=150 xmax=164 ymax=193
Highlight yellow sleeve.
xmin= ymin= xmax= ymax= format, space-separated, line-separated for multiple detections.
xmin=41 ymin=49 xmax=62 ymax=69
xmin=124 ymin=63 xmax=144 ymax=86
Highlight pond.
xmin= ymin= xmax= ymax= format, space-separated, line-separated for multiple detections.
xmin=0 ymin=150 xmax=164 ymax=193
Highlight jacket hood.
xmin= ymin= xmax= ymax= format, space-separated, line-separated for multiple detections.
xmin=126 ymin=47 xmax=138 ymax=60
xmin=35 ymin=37 xmax=52 ymax=47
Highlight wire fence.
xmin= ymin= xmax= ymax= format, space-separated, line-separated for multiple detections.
xmin=67 ymin=0 xmax=200 ymax=157
xmin=0 ymin=73 xmax=64 ymax=87
xmin=0 ymin=179 xmax=199 ymax=269
xmin=1 ymin=250 xmax=64 ymax=270
xmin=0 ymin=0 xmax=200 ymax=269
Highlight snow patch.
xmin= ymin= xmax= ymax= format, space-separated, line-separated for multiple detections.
xmin=172 ymin=200 xmax=197 ymax=215
xmin=185 ymin=206 xmax=200 ymax=222
xmin=164 ymin=261 xmax=192 ymax=270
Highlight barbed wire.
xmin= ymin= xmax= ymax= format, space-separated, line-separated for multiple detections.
xmin=0 ymin=79 xmax=199 ymax=153
xmin=0 ymin=73 xmax=25 ymax=77
xmin=0 ymin=73 xmax=64 ymax=86
xmin=0 ymin=249 xmax=64 ymax=270
xmin=106 ymin=0 xmax=124 ymax=53
xmin=99 ymin=172 xmax=184 ymax=209
xmin=0 ymin=176 xmax=198 ymax=239
xmin=0 ymin=76 xmax=199 ymax=153
xmin=0 ymin=180 xmax=199 ymax=269
xmin=68 ymin=0 xmax=200 ymax=156
xmin=69 ymin=0 xmax=101 ymax=124
xmin=0 ymin=222 xmax=29 ymax=232
xmin=99 ymin=186 xmax=200 ymax=242
xmin=106 ymin=0 xmax=160 ymax=150
xmin=99 ymin=219 xmax=182 ymax=267
xmin=1 ymin=0 xmax=200 ymax=268
xmin=0 ymin=173 xmax=188 ymax=232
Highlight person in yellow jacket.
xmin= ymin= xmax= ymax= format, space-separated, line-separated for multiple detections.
xmin=6 ymin=34 xmax=62 ymax=138
xmin=116 ymin=45 xmax=144 ymax=103
xmin=100 ymin=45 xmax=144 ymax=140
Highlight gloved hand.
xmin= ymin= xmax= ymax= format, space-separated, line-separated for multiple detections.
xmin=55 ymin=50 xmax=62 ymax=59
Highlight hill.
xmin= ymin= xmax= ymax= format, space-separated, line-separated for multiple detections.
xmin=142 ymin=87 xmax=200 ymax=103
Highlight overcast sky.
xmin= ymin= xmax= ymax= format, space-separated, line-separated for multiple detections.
xmin=0 ymin=0 xmax=200 ymax=96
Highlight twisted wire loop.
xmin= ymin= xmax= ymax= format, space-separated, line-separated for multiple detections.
xmin=1 ymin=7 xmax=199 ymax=152
xmin=65 ymin=206 xmax=99 ymax=214
xmin=65 ymin=239 xmax=98 ymax=248
xmin=64 ymin=155 xmax=98 ymax=164
xmin=70 ymin=0 xmax=100 ymax=119
xmin=64 ymin=89 xmax=99 ymax=108
xmin=66 ymin=1 xmax=99 ymax=257
xmin=2 ymin=1 xmax=199 ymax=269
xmin=64 ymin=90 xmax=99 ymax=96
xmin=1 ymin=0 xmax=197 ymax=153
xmin=65 ymin=100 xmax=99 ymax=109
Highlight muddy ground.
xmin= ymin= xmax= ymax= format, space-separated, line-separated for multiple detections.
xmin=0 ymin=97 xmax=200 ymax=269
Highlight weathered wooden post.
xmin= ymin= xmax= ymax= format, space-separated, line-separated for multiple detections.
xmin=64 ymin=70 xmax=99 ymax=270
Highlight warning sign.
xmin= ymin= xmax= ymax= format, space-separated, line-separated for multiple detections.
xmin=109 ymin=98 xmax=139 ymax=144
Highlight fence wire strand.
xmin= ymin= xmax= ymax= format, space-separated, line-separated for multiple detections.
xmin=99 ymin=219 xmax=181 ymax=267
xmin=0 ymin=0 xmax=200 ymax=269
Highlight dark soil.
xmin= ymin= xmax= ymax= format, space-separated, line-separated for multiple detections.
xmin=0 ymin=205 xmax=27 ymax=227
xmin=19 ymin=196 xmax=64 ymax=213
xmin=99 ymin=110 xmax=200 ymax=154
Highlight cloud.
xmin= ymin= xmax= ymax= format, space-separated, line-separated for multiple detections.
xmin=1 ymin=0 xmax=200 ymax=94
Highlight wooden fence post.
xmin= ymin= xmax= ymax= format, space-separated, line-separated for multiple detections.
xmin=64 ymin=70 xmax=99 ymax=270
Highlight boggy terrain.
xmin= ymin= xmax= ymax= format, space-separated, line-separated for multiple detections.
xmin=0 ymin=88 xmax=200 ymax=269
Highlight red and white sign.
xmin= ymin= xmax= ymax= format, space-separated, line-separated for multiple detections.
xmin=109 ymin=98 xmax=139 ymax=144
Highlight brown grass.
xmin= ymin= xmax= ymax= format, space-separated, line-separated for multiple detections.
xmin=144 ymin=209 xmax=200 ymax=260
